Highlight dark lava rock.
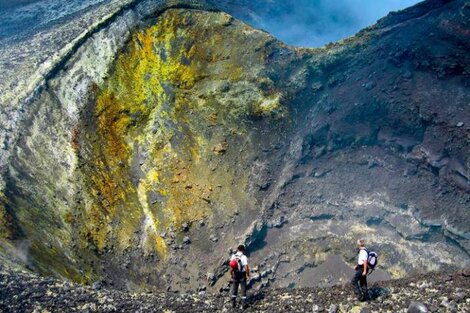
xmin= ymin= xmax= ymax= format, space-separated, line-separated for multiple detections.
xmin=402 ymin=70 xmax=413 ymax=79
xmin=328 ymin=303 xmax=338 ymax=313
xmin=462 ymin=268 xmax=470 ymax=277
xmin=91 ymin=281 xmax=103 ymax=290
xmin=363 ymin=81 xmax=376 ymax=90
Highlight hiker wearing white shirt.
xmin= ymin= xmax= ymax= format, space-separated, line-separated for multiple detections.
xmin=351 ymin=239 xmax=369 ymax=301
xmin=229 ymin=245 xmax=250 ymax=309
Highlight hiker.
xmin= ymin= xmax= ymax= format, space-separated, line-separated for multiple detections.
xmin=229 ymin=244 xmax=250 ymax=309
xmin=351 ymin=239 xmax=370 ymax=301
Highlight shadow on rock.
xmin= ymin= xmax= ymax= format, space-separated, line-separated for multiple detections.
xmin=246 ymin=291 xmax=266 ymax=307
xmin=369 ymin=286 xmax=390 ymax=300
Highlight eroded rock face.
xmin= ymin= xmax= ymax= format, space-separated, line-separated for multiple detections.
xmin=0 ymin=0 xmax=469 ymax=292
xmin=73 ymin=9 xmax=290 ymax=289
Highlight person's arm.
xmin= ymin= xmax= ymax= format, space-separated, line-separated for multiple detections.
xmin=362 ymin=259 xmax=368 ymax=276
xmin=245 ymin=265 xmax=250 ymax=281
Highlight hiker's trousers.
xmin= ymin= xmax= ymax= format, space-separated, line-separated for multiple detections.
xmin=231 ymin=275 xmax=247 ymax=300
xmin=351 ymin=266 xmax=368 ymax=299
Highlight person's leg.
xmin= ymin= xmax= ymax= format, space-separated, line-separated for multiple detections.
xmin=359 ymin=275 xmax=368 ymax=300
xmin=240 ymin=277 xmax=247 ymax=308
xmin=351 ymin=268 xmax=363 ymax=299
xmin=231 ymin=278 xmax=239 ymax=307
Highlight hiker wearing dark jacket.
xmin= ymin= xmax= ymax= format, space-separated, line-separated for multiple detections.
xmin=229 ymin=245 xmax=250 ymax=309
xmin=351 ymin=239 xmax=369 ymax=301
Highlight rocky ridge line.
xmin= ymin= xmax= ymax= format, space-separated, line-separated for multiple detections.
xmin=0 ymin=0 xmax=215 ymax=181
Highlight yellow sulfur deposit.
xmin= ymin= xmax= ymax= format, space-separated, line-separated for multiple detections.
xmin=79 ymin=9 xmax=285 ymax=261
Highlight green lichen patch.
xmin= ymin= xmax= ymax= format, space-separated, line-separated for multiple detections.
xmin=0 ymin=193 xmax=14 ymax=240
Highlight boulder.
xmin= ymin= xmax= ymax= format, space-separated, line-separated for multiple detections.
xmin=408 ymin=302 xmax=429 ymax=313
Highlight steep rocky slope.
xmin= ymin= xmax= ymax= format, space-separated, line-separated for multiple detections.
xmin=0 ymin=0 xmax=469 ymax=294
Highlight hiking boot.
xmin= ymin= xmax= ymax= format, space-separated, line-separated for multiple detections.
xmin=359 ymin=294 xmax=370 ymax=302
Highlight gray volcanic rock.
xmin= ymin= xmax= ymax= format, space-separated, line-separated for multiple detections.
xmin=0 ymin=265 xmax=469 ymax=312
xmin=408 ymin=302 xmax=429 ymax=313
